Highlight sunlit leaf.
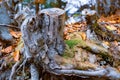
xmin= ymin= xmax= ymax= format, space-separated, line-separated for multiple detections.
xmin=80 ymin=32 xmax=86 ymax=40
xmin=1 ymin=46 xmax=13 ymax=54
xmin=103 ymin=41 xmax=110 ymax=46
xmin=12 ymin=50 xmax=19 ymax=62
xmin=106 ymin=25 xmax=117 ymax=31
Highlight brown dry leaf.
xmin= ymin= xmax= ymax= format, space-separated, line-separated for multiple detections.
xmin=108 ymin=21 xmax=116 ymax=24
xmin=68 ymin=29 xmax=74 ymax=33
xmin=114 ymin=41 xmax=118 ymax=46
xmin=12 ymin=38 xmax=24 ymax=61
xmin=34 ymin=0 xmax=46 ymax=4
xmin=15 ymin=38 xmax=24 ymax=50
xmin=9 ymin=29 xmax=21 ymax=38
xmin=80 ymin=32 xmax=86 ymax=40
xmin=98 ymin=14 xmax=120 ymax=24
xmin=1 ymin=46 xmax=13 ymax=53
xmin=12 ymin=50 xmax=19 ymax=62
xmin=103 ymin=41 xmax=110 ymax=46
xmin=64 ymin=31 xmax=68 ymax=36
xmin=106 ymin=25 xmax=117 ymax=31
xmin=65 ymin=35 xmax=70 ymax=40
xmin=73 ymin=24 xmax=80 ymax=28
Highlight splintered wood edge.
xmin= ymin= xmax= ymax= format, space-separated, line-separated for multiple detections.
xmin=40 ymin=8 xmax=65 ymax=17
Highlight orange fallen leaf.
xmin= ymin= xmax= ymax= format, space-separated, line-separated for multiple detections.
xmin=64 ymin=31 xmax=68 ymax=35
xmin=12 ymin=50 xmax=20 ymax=62
xmin=9 ymin=29 xmax=21 ymax=38
xmin=114 ymin=41 xmax=118 ymax=46
xmin=103 ymin=41 xmax=110 ymax=46
xmin=80 ymin=32 xmax=86 ymax=40
xmin=1 ymin=46 xmax=13 ymax=53
xmin=34 ymin=0 xmax=46 ymax=4
xmin=68 ymin=29 xmax=74 ymax=33
xmin=65 ymin=35 xmax=70 ymax=40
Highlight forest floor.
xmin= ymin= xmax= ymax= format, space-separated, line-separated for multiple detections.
xmin=62 ymin=13 xmax=120 ymax=71
xmin=0 ymin=12 xmax=120 ymax=79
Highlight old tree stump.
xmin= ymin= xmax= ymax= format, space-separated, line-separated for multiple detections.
xmin=21 ymin=8 xmax=66 ymax=80
xmin=9 ymin=8 xmax=120 ymax=80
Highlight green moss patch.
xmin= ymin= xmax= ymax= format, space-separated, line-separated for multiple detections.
xmin=65 ymin=39 xmax=81 ymax=48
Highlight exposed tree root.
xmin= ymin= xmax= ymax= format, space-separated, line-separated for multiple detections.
xmin=16 ymin=58 xmax=28 ymax=72
xmin=0 ymin=70 xmax=11 ymax=80
xmin=51 ymin=67 xmax=120 ymax=79
xmin=30 ymin=64 xmax=39 ymax=80
xmin=9 ymin=61 xmax=20 ymax=80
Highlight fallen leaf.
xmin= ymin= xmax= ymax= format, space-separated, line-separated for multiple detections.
xmin=9 ymin=29 xmax=21 ymax=38
xmin=68 ymin=29 xmax=74 ymax=33
xmin=12 ymin=38 xmax=23 ymax=61
xmin=80 ymin=32 xmax=86 ymax=40
xmin=65 ymin=35 xmax=70 ymax=40
xmin=12 ymin=50 xmax=19 ymax=62
xmin=106 ymin=25 xmax=117 ymax=31
xmin=34 ymin=0 xmax=46 ymax=4
xmin=103 ymin=41 xmax=110 ymax=46
xmin=15 ymin=38 xmax=24 ymax=51
xmin=114 ymin=41 xmax=118 ymax=46
xmin=1 ymin=46 xmax=12 ymax=53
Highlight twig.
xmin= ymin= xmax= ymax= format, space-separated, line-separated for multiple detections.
xmin=9 ymin=61 xmax=20 ymax=80
xmin=16 ymin=58 xmax=27 ymax=72
xmin=0 ymin=24 xmax=20 ymax=29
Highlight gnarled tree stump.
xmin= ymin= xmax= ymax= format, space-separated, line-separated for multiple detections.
xmin=20 ymin=8 xmax=65 ymax=80
xmin=15 ymin=8 xmax=120 ymax=80
xmin=21 ymin=8 xmax=65 ymax=58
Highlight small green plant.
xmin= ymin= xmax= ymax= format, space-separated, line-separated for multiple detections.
xmin=65 ymin=39 xmax=81 ymax=48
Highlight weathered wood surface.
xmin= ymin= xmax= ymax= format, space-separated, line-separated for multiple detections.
xmin=20 ymin=8 xmax=120 ymax=80
xmin=21 ymin=8 xmax=65 ymax=59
